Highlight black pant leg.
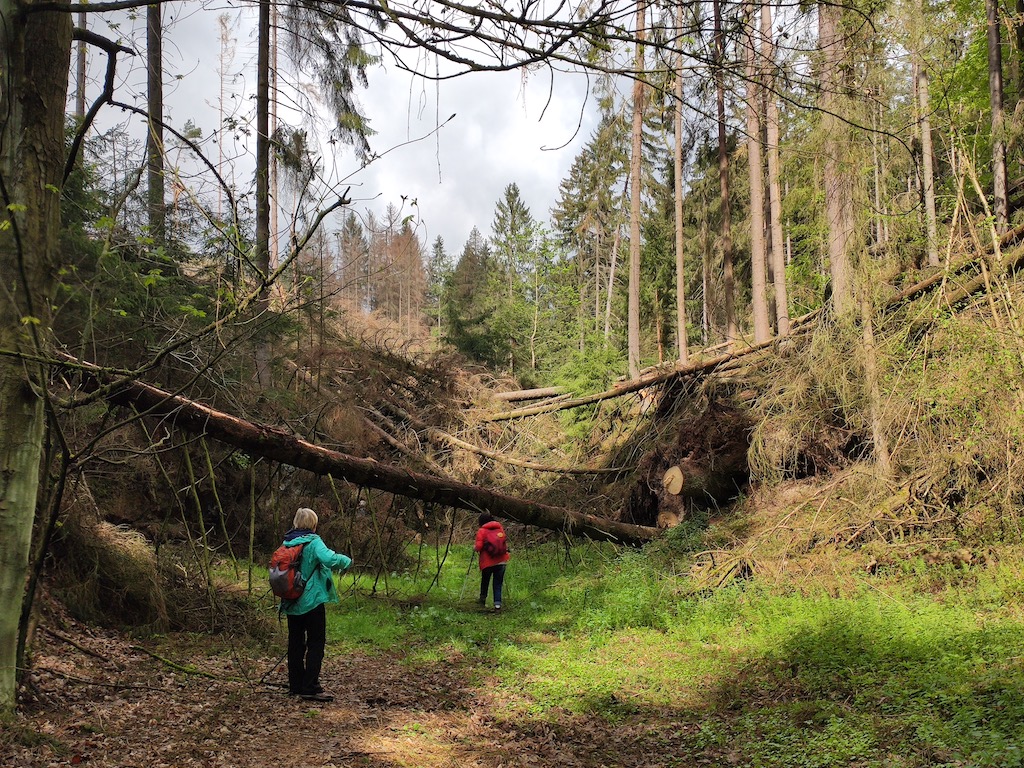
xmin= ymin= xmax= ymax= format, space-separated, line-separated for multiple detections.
xmin=479 ymin=568 xmax=493 ymax=603
xmin=302 ymin=604 xmax=327 ymax=694
xmin=286 ymin=612 xmax=307 ymax=694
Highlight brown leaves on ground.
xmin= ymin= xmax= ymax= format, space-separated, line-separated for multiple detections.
xmin=6 ymin=616 xmax=705 ymax=768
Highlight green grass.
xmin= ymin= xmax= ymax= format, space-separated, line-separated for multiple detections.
xmin=269 ymin=541 xmax=1024 ymax=766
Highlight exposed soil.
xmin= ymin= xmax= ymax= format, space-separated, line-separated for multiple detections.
xmin=7 ymin=616 xmax=707 ymax=768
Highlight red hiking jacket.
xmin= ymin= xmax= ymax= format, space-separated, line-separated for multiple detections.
xmin=474 ymin=520 xmax=510 ymax=570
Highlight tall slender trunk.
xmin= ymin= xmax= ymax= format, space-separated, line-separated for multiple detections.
xmin=0 ymin=3 xmax=72 ymax=712
xmin=1017 ymin=0 xmax=1024 ymax=105
xmin=75 ymin=12 xmax=87 ymax=119
xmin=674 ymin=2 xmax=689 ymax=363
xmin=255 ymin=0 xmax=272 ymax=385
xmin=987 ymin=0 xmax=1008 ymax=233
xmin=714 ymin=0 xmax=737 ymax=344
xmin=746 ymin=1 xmax=770 ymax=343
xmin=146 ymin=5 xmax=165 ymax=245
xmin=270 ymin=4 xmax=280 ymax=271
xmin=655 ymin=287 xmax=664 ymax=364
xmin=627 ymin=0 xmax=646 ymax=379
xmin=604 ymin=226 xmax=621 ymax=341
xmin=916 ymin=61 xmax=939 ymax=266
xmin=702 ymin=218 xmax=711 ymax=345
xmin=860 ymin=288 xmax=891 ymax=477
xmin=763 ymin=2 xmax=789 ymax=335
xmin=819 ymin=2 xmax=855 ymax=315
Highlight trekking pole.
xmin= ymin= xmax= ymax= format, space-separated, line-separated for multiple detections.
xmin=260 ymin=650 xmax=288 ymax=687
xmin=458 ymin=548 xmax=476 ymax=600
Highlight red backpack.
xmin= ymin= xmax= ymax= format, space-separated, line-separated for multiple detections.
xmin=482 ymin=526 xmax=508 ymax=558
xmin=268 ymin=542 xmax=308 ymax=600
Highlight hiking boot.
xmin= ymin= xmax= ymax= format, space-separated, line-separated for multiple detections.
xmin=301 ymin=692 xmax=334 ymax=702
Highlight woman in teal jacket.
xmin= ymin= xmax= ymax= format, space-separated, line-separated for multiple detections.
xmin=279 ymin=507 xmax=352 ymax=701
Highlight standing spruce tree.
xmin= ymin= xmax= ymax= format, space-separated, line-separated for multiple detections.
xmin=490 ymin=183 xmax=539 ymax=372
xmin=425 ymin=236 xmax=453 ymax=338
xmin=551 ymin=109 xmax=629 ymax=350
xmin=444 ymin=227 xmax=505 ymax=367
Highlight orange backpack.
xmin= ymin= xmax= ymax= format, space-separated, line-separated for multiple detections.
xmin=268 ymin=542 xmax=308 ymax=600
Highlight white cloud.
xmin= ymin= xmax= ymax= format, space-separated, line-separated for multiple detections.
xmin=83 ymin=7 xmax=598 ymax=255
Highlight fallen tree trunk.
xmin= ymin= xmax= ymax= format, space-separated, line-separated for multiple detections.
xmin=487 ymin=316 xmax=817 ymax=422
xmin=491 ymin=386 xmax=567 ymax=402
xmin=90 ymin=369 xmax=658 ymax=545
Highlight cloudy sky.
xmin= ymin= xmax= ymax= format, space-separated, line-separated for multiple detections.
xmin=89 ymin=3 xmax=601 ymax=255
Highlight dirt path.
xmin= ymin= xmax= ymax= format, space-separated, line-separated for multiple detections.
xmin=5 ymin=618 xmax=704 ymax=768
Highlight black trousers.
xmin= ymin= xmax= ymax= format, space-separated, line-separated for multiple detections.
xmin=286 ymin=603 xmax=326 ymax=695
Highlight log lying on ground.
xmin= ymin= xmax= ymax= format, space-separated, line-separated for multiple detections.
xmin=491 ymin=386 xmax=567 ymax=402
xmin=486 ymin=316 xmax=818 ymax=422
xmin=92 ymin=370 xmax=658 ymax=545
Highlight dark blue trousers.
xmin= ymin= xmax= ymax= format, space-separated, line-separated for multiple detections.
xmin=479 ymin=563 xmax=507 ymax=606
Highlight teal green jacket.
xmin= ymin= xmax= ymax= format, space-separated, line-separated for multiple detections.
xmin=279 ymin=532 xmax=352 ymax=616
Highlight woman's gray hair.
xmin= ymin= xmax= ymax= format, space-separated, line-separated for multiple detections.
xmin=293 ymin=507 xmax=319 ymax=531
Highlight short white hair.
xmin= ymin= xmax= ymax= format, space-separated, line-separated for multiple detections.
xmin=293 ymin=507 xmax=318 ymax=530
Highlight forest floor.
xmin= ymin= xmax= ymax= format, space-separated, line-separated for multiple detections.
xmin=6 ymin=611 xmax=708 ymax=768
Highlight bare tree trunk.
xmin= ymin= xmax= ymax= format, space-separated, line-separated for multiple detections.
xmin=628 ymin=0 xmax=647 ymax=379
xmin=860 ymin=289 xmax=891 ymax=477
xmin=0 ymin=2 xmax=72 ymax=713
xmin=674 ymin=1 xmax=689 ymax=363
xmin=916 ymin=61 xmax=939 ymax=266
xmin=762 ymin=2 xmax=789 ymax=335
xmin=604 ymin=226 xmax=621 ymax=341
xmin=702 ymin=219 xmax=711 ymax=345
xmin=270 ymin=4 xmax=280 ymax=271
xmin=714 ymin=0 xmax=737 ymax=344
xmin=146 ymin=5 xmax=165 ymax=245
xmin=75 ymin=12 xmax=87 ymax=119
xmin=746 ymin=1 xmax=770 ymax=343
xmin=987 ymin=0 xmax=1009 ymax=233
xmin=819 ymin=2 xmax=856 ymax=315
xmin=255 ymin=0 xmax=272 ymax=385
xmin=1017 ymin=0 xmax=1024 ymax=106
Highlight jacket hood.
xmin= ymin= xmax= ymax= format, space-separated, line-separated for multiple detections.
xmin=283 ymin=529 xmax=316 ymax=545
xmin=482 ymin=521 xmax=503 ymax=531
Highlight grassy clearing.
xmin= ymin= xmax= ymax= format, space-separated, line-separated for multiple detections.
xmin=317 ymin=538 xmax=1024 ymax=767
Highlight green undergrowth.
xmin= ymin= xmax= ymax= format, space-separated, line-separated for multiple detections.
xmin=310 ymin=539 xmax=1024 ymax=767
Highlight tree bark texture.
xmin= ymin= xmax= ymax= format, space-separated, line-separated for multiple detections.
xmin=987 ymin=0 xmax=1009 ymax=233
xmin=0 ymin=4 xmax=72 ymax=712
xmin=146 ymin=4 xmax=166 ymax=245
xmin=916 ymin=61 xmax=939 ymax=266
xmin=94 ymin=373 xmax=659 ymax=546
xmin=627 ymin=0 xmax=646 ymax=380
xmin=745 ymin=1 xmax=771 ymax=343
xmin=818 ymin=2 xmax=856 ymax=315
xmin=762 ymin=3 xmax=790 ymax=335
xmin=713 ymin=0 xmax=737 ymax=344
xmin=76 ymin=12 xmax=87 ymax=119
xmin=674 ymin=1 xmax=689 ymax=364
xmin=254 ymin=0 xmax=273 ymax=385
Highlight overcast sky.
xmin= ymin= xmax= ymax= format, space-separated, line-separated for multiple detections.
xmin=89 ymin=4 xmax=600 ymax=256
